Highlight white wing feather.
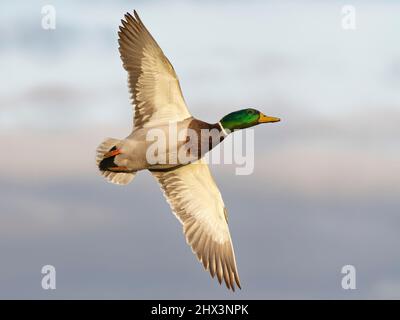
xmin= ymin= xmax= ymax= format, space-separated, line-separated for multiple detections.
xmin=151 ymin=159 xmax=241 ymax=290
xmin=118 ymin=11 xmax=191 ymax=129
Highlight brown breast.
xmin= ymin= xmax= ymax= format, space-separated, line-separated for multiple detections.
xmin=186 ymin=118 xmax=226 ymax=159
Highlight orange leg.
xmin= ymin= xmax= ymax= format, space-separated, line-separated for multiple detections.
xmin=108 ymin=166 xmax=129 ymax=172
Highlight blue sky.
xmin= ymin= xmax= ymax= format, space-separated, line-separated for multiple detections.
xmin=0 ymin=0 xmax=400 ymax=298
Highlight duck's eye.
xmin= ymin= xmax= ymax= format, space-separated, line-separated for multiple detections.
xmin=247 ymin=110 xmax=255 ymax=115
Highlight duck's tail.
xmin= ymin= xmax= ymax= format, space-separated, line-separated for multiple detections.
xmin=96 ymin=138 xmax=136 ymax=185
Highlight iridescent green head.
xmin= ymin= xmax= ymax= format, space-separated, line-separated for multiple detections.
xmin=219 ymin=108 xmax=280 ymax=132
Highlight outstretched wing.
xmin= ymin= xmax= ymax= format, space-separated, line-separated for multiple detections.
xmin=151 ymin=159 xmax=241 ymax=291
xmin=118 ymin=11 xmax=191 ymax=129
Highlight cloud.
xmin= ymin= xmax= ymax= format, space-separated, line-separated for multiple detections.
xmin=1 ymin=170 xmax=399 ymax=298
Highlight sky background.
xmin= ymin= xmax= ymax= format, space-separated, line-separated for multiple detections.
xmin=1 ymin=0 xmax=400 ymax=299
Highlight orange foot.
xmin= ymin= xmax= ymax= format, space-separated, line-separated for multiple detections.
xmin=104 ymin=148 xmax=122 ymax=159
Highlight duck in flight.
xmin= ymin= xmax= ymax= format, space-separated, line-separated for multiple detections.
xmin=96 ymin=10 xmax=280 ymax=291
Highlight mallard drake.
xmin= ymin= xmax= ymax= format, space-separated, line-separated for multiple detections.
xmin=96 ymin=10 xmax=280 ymax=291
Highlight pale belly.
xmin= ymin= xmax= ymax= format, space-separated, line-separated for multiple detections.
xmin=114 ymin=119 xmax=223 ymax=171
